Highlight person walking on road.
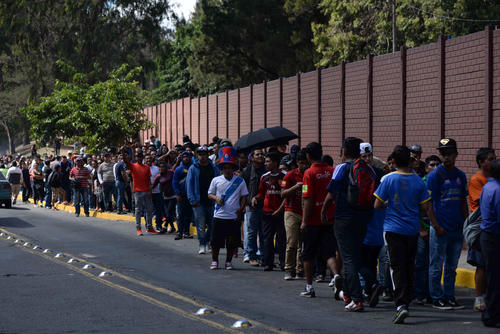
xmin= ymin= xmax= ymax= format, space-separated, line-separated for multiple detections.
xmin=187 ymin=146 xmax=219 ymax=254
xmin=125 ymin=151 xmax=157 ymax=236
xmin=427 ymin=138 xmax=468 ymax=310
xmin=70 ymin=158 xmax=91 ymax=217
xmin=208 ymin=146 xmax=248 ymax=270
xmin=6 ymin=161 xmax=22 ymax=205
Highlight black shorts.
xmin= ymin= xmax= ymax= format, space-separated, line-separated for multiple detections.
xmin=211 ymin=218 xmax=241 ymax=249
xmin=301 ymin=225 xmax=337 ymax=262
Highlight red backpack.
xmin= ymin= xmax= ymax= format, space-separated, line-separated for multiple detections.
xmin=346 ymin=158 xmax=376 ymax=211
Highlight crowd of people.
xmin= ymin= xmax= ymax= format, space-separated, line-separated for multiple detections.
xmin=1 ymin=134 xmax=499 ymax=327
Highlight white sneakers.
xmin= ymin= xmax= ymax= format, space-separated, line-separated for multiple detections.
xmin=474 ymin=296 xmax=486 ymax=312
xmin=199 ymin=245 xmax=206 ymax=254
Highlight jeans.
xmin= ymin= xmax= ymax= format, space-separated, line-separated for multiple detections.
xmin=151 ymin=193 xmax=164 ymax=229
xmin=22 ymin=181 xmax=31 ymax=202
xmin=74 ymin=187 xmax=89 ymax=215
xmin=163 ymin=198 xmax=176 ymax=224
xmin=429 ymin=227 xmax=463 ymax=301
xmin=262 ymin=212 xmax=286 ymax=268
xmin=44 ymin=183 xmax=52 ymax=208
xmin=480 ymin=231 xmax=500 ymax=326
xmin=61 ymin=178 xmax=71 ymax=203
xmin=414 ymin=235 xmax=430 ymax=300
xmin=193 ymin=204 xmax=214 ymax=246
xmin=359 ymin=244 xmax=383 ymax=294
xmin=334 ymin=215 xmax=369 ymax=302
xmin=244 ymin=206 xmax=264 ymax=260
xmin=386 ymin=232 xmax=418 ymax=308
xmin=133 ymin=191 xmax=153 ymax=229
xmin=102 ymin=181 xmax=115 ymax=211
xmin=115 ymin=181 xmax=127 ymax=213
xmin=176 ymin=195 xmax=192 ymax=235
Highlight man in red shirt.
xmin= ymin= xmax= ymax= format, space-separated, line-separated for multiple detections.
xmin=124 ymin=150 xmax=156 ymax=236
xmin=281 ymin=150 xmax=309 ymax=280
xmin=300 ymin=142 xmax=342 ymax=298
xmin=69 ymin=157 xmax=91 ymax=217
xmin=252 ymin=152 xmax=286 ymax=271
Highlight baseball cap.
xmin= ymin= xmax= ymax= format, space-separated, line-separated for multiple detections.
xmin=196 ymin=145 xmax=209 ymax=153
xmin=360 ymin=143 xmax=373 ymax=154
xmin=410 ymin=144 xmax=422 ymax=153
xmin=437 ymin=138 xmax=457 ymax=150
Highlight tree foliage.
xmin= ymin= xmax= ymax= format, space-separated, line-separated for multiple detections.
xmin=23 ymin=64 xmax=152 ymax=152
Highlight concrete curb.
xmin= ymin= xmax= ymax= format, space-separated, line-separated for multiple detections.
xmin=16 ymin=196 xmax=475 ymax=289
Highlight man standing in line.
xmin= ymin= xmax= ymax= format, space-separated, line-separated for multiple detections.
xmin=60 ymin=156 xmax=72 ymax=204
xmin=173 ymin=151 xmax=194 ymax=240
xmin=6 ymin=161 xmax=22 ymax=205
xmin=97 ymin=152 xmax=116 ymax=212
xmin=427 ymin=138 xmax=468 ymax=310
xmin=468 ymin=147 xmax=496 ymax=311
xmin=241 ymin=149 xmax=267 ymax=266
xmin=208 ymin=146 xmax=249 ymax=270
xmin=187 ymin=146 xmax=219 ymax=254
xmin=69 ymin=158 xmax=90 ymax=217
xmin=125 ymin=151 xmax=157 ymax=236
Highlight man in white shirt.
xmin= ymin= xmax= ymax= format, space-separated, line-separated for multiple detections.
xmin=6 ymin=161 xmax=22 ymax=205
xmin=208 ymin=146 xmax=248 ymax=270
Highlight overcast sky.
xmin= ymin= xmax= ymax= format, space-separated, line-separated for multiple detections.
xmin=173 ymin=0 xmax=196 ymax=19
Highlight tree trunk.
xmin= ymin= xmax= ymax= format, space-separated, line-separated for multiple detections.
xmin=23 ymin=126 xmax=30 ymax=145
xmin=0 ymin=120 xmax=15 ymax=154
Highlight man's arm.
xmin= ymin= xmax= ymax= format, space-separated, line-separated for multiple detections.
xmin=374 ymin=197 xmax=386 ymax=210
xmin=421 ymin=200 xmax=446 ymax=236
xmin=321 ymin=192 xmax=335 ymax=224
xmin=273 ymin=199 xmax=286 ymax=216
xmin=461 ymin=197 xmax=469 ymax=220
xmin=301 ymin=198 xmax=313 ymax=231
xmin=281 ymin=182 xmax=301 ymax=198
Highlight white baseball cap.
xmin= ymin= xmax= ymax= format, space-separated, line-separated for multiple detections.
xmin=360 ymin=142 xmax=373 ymax=154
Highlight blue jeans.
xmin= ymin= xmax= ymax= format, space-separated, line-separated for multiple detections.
xmin=244 ymin=206 xmax=264 ymax=260
xmin=44 ymin=183 xmax=52 ymax=208
xmin=414 ymin=235 xmax=430 ymax=300
xmin=133 ymin=191 xmax=153 ymax=229
xmin=152 ymin=193 xmax=164 ymax=229
xmin=102 ymin=181 xmax=115 ymax=211
xmin=115 ymin=181 xmax=126 ymax=213
xmin=176 ymin=195 xmax=192 ymax=235
xmin=429 ymin=227 xmax=463 ymax=301
xmin=193 ymin=204 xmax=214 ymax=246
xmin=74 ymin=188 xmax=89 ymax=215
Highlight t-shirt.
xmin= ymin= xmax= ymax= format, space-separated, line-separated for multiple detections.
xmin=426 ymin=164 xmax=468 ymax=232
xmin=480 ymin=178 xmax=500 ymax=234
xmin=98 ymin=162 xmax=115 ymax=183
xmin=127 ymin=162 xmax=151 ymax=193
xmin=153 ymin=170 xmax=175 ymax=199
xmin=6 ymin=166 xmax=22 ymax=185
xmin=302 ymin=163 xmax=335 ymax=226
xmin=374 ymin=171 xmax=430 ymax=236
xmin=70 ymin=166 xmax=91 ymax=188
xmin=114 ymin=162 xmax=126 ymax=183
xmin=281 ymin=168 xmax=303 ymax=215
xmin=209 ymin=175 xmax=249 ymax=220
xmin=199 ymin=164 xmax=215 ymax=205
xmin=469 ymin=171 xmax=487 ymax=212
xmin=150 ymin=165 xmax=160 ymax=194
xmin=326 ymin=162 xmax=356 ymax=220
xmin=364 ymin=209 xmax=385 ymax=246
xmin=258 ymin=171 xmax=285 ymax=213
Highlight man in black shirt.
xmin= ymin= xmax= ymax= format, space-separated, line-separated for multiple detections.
xmin=241 ymin=148 xmax=266 ymax=266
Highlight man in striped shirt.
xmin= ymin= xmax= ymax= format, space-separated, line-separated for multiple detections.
xmin=70 ymin=158 xmax=91 ymax=217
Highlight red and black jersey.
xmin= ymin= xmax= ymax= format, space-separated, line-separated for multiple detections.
xmin=258 ymin=171 xmax=286 ymax=213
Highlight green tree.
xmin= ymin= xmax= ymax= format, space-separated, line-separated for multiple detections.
xmin=23 ymin=63 xmax=152 ymax=152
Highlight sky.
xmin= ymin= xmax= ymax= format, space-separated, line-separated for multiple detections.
xmin=173 ymin=0 xmax=197 ymax=19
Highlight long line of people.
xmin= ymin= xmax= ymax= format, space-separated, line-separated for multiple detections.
xmin=1 ymin=134 xmax=499 ymax=327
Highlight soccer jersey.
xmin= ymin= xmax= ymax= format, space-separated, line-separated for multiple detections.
xmin=302 ymin=163 xmax=335 ymax=226
xmin=374 ymin=172 xmax=430 ymax=236
xmin=258 ymin=171 xmax=285 ymax=213
xmin=281 ymin=168 xmax=303 ymax=215
xmin=209 ymin=175 xmax=249 ymax=220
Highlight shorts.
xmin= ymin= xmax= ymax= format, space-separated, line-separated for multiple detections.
xmin=301 ymin=224 xmax=337 ymax=262
xmin=211 ymin=218 xmax=241 ymax=249
xmin=467 ymin=248 xmax=485 ymax=267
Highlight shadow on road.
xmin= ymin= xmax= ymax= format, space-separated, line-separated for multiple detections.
xmin=0 ymin=217 xmax=34 ymax=228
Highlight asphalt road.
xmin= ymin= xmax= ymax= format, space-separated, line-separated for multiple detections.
xmin=0 ymin=203 xmax=496 ymax=334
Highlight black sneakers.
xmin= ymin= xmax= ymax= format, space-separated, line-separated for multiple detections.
xmin=432 ymin=299 xmax=453 ymax=310
xmin=393 ymin=306 xmax=409 ymax=324
xmin=447 ymin=297 xmax=465 ymax=310
xmin=300 ymin=287 xmax=316 ymax=298
xmin=368 ymin=284 xmax=384 ymax=308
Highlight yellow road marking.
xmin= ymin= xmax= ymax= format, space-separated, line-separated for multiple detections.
xmin=0 ymin=228 xmax=290 ymax=334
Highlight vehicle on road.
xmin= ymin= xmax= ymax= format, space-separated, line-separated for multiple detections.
xmin=0 ymin=169 xmax=12 ymax=208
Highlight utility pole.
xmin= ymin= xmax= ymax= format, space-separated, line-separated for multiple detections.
xmin=392 ymin=0 xmax=397 ymax=53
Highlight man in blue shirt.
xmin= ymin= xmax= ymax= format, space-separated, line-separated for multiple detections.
xmin=374 ymin=145 xmax=439 ymax=324
xmin=427 ymin=138 xmax=468 ymax=310
xmin=173 ymin=151 xmax=194 ymax=240
xmin=479 ymin=159 xmax=500 ymax=327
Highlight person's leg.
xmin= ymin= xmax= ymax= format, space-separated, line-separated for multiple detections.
xmin=103 ymin=182 xmax=112 ymax=211
xmin=429 ymin=226 xmax=447 ymax=302
xmin=480 ymin=231 xmax=500 ymax=326
xmin=152 ymin=193 xmax=163 ymax=230
xmin=246 ymin=208 xmax=259 ymax=260
xmin=74 ymin=188 xmax=81 ymax=215
xmin=261 ymin=213 xmax=274 ymax=269
xmin=404 ymin=234 xmax=419 ymax=307
xmin=205 ymin=205 xmax=214 ymax=246
xmin=226 ymin=220 xmax=241 ymax=263
xmin=443 ymin=230 xmax=463 ymax=301
xmin=335 ymin=219 xmax=357 ymax=300
xmin=144 ymin=194 xmax=154 ymax=229
xmin=275 ymin=214 xmax=286 ymax=269
xmin=11 ymin=184 xmax=20 ymax=203
xmin=82 ymin=188 xmax=89 ymax=215
xmin=134 ymin=192 xmax=144 ymax=229
xmin=193 ymin=205 xmax=207 ymax=246
xmin=115 ymin=181 xmax=124 ymax=213
xmin=175 ymin=201 xmax=184 ymax=237
xmin=359 ymin=244 xmax=381 ymax=295
xmin=284 ymin=211 xmax=298 ymax=274
xmin=414 ymin=236 xmax=430 ymax=300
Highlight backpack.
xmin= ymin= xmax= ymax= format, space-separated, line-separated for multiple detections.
xmin=463 ymin=208 xmax=482 ymax=251
xmin=346 ymin=159 xmax=376 ymax=211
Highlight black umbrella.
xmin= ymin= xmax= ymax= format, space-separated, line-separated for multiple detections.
xmin=234 ymin=126 xmax=298 ymax=152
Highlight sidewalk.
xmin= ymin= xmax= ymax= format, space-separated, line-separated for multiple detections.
xmin=17 ymin=196 xmax=476 ymax=289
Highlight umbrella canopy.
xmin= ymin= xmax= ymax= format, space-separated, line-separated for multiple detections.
xmin=234 ymin=126 xmax=298 ymax=152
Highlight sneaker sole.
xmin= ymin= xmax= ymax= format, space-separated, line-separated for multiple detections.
xmin=300 ymin=293 xmax=315 ymax=298
xmin=432 ymin=305 xmax=453 ymax=310
xmin=451 ymin=305 xmax=465 ymax=310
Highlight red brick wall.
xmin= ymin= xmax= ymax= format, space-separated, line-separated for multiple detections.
xmin=141 ymin=28 xmax=498 ymax=176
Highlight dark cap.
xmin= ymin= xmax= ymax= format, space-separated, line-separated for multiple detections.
xmin=196 ymin=145 xmax=209 ymax=153
xmin=135 ymin=150 xmax=144 ymax=157
xmin=409 ymin=144 xmax=422 ymax=153
xmin=437 ymin=138 xmax=457 ymax=150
